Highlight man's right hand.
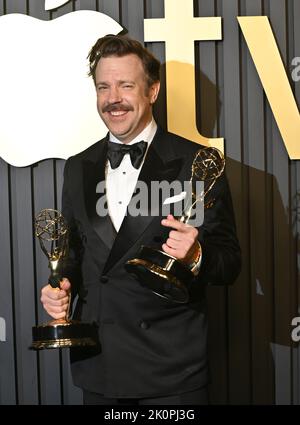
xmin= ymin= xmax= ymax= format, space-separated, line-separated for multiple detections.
xmin=40 ymin=278 xmax=71 ymax=320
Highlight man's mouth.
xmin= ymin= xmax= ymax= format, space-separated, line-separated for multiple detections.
xmin=109 ymin=110 xmax=128 ymax=116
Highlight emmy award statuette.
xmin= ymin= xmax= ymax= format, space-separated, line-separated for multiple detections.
xmin=125 ymin=147 xmax=225 ymax=304
xmin=31 ymin=209 xmax=98 ymax=349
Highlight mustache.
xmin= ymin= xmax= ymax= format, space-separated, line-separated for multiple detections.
xmin=102 ymin=103 xmax=134 ymax=113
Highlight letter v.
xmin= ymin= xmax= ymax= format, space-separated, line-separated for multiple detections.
xmin=238 ymin=16 xmax=300 ymax=159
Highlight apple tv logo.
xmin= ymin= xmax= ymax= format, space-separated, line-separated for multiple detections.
xmin=0 ymin=0 xmax=122 ymax=166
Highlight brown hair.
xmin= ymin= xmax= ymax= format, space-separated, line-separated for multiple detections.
xmin=88 ymin=34 xmax=160 ymax=87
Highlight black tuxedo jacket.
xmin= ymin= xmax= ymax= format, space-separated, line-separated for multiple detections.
xmin=62 ymin=126 xmax=241 ymax=398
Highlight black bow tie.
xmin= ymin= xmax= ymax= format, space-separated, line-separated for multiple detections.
xmin=107 ymin=140 xmax=148 ymax=169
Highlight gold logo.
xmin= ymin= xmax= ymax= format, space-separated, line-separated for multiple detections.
xmin=145 ymin=0 xmax=300 ymax=159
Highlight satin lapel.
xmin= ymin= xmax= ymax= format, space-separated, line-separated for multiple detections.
xmin=82 ymin=140 xmax=117 ymax=250
xmin=103 ymin=128 xmax=183 ymax=273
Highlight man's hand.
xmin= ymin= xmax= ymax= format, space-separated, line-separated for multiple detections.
xmin=161 ymin=214 xmax=200 ymax=265
xmin=40 ymin=278 xmax=71 ymax=320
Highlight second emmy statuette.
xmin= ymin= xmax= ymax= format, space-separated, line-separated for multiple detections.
xmin=31 ymin=209 xmax=98 ymax=349
xmin=125 ymin=147 xmax=225 ymax=304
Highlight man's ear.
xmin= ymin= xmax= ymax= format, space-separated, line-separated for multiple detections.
xmin=150 ymin=81 xmax=160 ymax=104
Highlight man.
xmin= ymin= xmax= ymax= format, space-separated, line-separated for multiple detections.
xmin=41 ymin=35 xmax=241 ymax=405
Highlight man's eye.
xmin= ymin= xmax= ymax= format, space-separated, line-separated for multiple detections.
xmin=123 ymin=84 xmax=133 ymax=89
xmin=97 ymin=86 xmax=108 ymax=91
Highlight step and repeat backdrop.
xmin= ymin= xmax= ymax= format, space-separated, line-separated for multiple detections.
xmin=0 ymin=0 xmax=299 ymax=405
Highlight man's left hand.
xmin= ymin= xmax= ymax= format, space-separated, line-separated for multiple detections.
xmin=161 ymin=214 xmax=199 ymax=265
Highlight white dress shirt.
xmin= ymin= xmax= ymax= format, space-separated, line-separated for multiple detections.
xmin=106 ymin=119 xmax=157 ymax=231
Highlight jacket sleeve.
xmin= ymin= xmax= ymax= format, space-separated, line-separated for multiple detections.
xmin=61 ymin=158 xmax=83 ymax=298
xmin=196 ymin=172 xmax=241 ymax=286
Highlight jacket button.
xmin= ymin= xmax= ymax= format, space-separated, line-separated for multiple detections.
xmin=140 ymin=321 xmax=150 ymax=330
xmin=100 ymin=275 xmax=108 ymax=284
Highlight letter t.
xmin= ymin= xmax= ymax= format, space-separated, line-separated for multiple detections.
xmin=144 ymin=0 xmax=223 ymax=151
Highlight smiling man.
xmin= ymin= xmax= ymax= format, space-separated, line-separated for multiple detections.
xmin=95 ymin=53 xmax=159 ymax=142
xmin=40 ymin=35 xmax=241 ymax=405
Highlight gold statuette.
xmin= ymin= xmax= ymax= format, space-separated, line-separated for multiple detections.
xmin=125 ymin=147 xmax=225 ymax=303
xmin=31 ymin=209 xmax=98 ymax=349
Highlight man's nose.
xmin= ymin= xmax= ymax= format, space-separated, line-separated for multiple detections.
xmin=109 ymin=86 xmax=122 ymax=103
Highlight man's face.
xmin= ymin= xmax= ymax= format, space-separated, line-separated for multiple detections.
xmin=95 ymin=54 xmax=160 ymax=144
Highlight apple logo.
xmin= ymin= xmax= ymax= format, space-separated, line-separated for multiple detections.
xmin=45 ymin=1 xmax=70 ymax=9
xmin=0 ymin=0 xmax=122 ymax=166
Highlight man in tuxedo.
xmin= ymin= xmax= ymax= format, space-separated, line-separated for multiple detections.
xmin=41 ymin=35 xmax=241 ymax=405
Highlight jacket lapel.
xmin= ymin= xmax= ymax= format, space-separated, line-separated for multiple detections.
xmin=103 ymin=127 xmax=184 ymax=273
xmin=82 ymin=137 xmax=117 ymax=250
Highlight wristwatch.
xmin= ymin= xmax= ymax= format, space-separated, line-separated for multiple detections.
xmin=188 ymin=241 xmax=202 ymax=275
